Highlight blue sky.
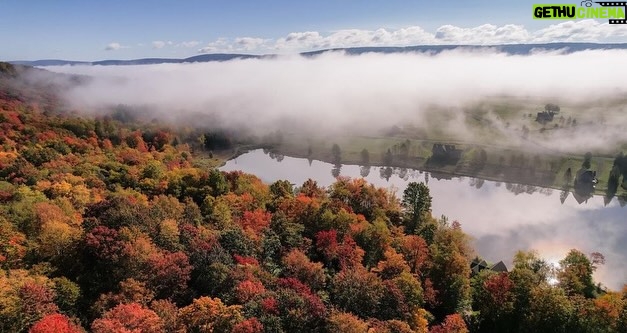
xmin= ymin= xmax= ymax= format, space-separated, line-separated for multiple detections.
xmin=1 ymin=0 xmax=626 ymax=61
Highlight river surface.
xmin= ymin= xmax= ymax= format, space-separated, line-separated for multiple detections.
xmin=221 ymin=149 xmax=627 ymax=290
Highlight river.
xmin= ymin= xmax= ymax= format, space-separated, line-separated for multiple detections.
xmin=221 ymin=149 xmax=627 ymax=290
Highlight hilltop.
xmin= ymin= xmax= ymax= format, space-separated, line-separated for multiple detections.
xmin=10 ymin=42 xmax=627 ymax=66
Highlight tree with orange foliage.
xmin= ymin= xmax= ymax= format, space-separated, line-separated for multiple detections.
xmin=375 ymin=248 xmax=411 ymax=280
xmin=91 ymin=303 xmax=164 ymax=333
xmin=429 ymin=313 xmax=468 ymax=333
xmin=282 ymin=249 xmax=326 ymax=290
xmin=239 ymin=209 xmax=271 ymax=235
xmin=0 ymin=218 xmax=27 ymax=269
xmin=125 ymin=131 xmax=149 ymax=153
xmin=179 ymin=296 xmax=243 ymax=333
xmin=328 ymin=311 xmax=369 ymax=333
xmin=401 ymin=235 xmax=430 ymax=275
xmin=150 ymin=299 xmax=184 ymax=333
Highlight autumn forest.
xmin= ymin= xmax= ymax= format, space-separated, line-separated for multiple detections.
xmin=0 ymin=62 xmax=626 ymax=333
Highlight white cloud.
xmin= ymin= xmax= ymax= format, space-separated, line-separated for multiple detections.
xmin=269 ymin=27 xmax=435 ymax=51
xmin=152 ymin=40 xmax=166 ymax=49
xmin=434 ymin=24 xmax=531 ymax=44
xmin=104 ymin=42 xmax=122 ymax=51
xmin=274 ymin=31 xmax=325 ymax=50
xmin=234 ymin=37 xmax=267 ymax=51
xmin=198 ymin=38 xmax=232 ymax=53
xmin=533 ymin=19 xmax=627 ymax=42
xmin=179 ymin=40 xmax=201 ymax=48
xmin=196 ymin=21 xmax=627 ymax=54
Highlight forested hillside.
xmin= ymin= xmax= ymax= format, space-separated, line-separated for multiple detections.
xmin=1 ymin=63 xmax=626 ymax=333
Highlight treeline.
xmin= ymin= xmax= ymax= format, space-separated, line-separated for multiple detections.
xmin=1 ymin=68 xmax=627 ymax=333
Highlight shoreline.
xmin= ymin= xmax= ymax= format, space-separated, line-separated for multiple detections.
xmin=215 ymin=146 xmax=626 ymax=202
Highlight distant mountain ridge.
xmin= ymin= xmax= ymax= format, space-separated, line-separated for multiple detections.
xmin=11 ymin=42 xmax=627 ymax=66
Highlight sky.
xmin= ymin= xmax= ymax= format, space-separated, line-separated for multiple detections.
xmin=1 ymin=0 xmax=627 ymax=61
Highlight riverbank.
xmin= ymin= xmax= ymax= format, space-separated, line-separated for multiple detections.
xmin=206 ymin=135 xmax=626 ymax=201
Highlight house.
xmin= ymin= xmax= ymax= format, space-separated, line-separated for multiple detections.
xmin=574 ymin=169 xmax=597 ymax=192
xmin=536 ymin=111 xmax=555 ymax=124
xmin=573 ymin=169 xmax=597 ymax=204
xmin=576 ymin=169 xmax=597 ymax=185
xmin=430 ymin=143 xmax=462 ymax=164
xmin=470 ymin=258 xmax=508 ymax=275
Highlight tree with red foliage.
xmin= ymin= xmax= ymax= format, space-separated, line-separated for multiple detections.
xmin=145 ymin=251 xmax=192 ymax=302
xmin=233 ymin=254 xmax=259 ymax=266
xmin=84 ymin=225 xmax=125 ymax=262
xmin=401 ymin=235 xmax=430 ymax=275
xmin=19 ymin=282 xmax=60 ymax=331
xmin=29 ymin=313 xmax=82 ymax=333
xmin=275 ymin=278 xmax=327 ymax=331
xmin=315 ymin=229 xmax=339 ymax=267
xmin=151 ymin=130 xmax=171 ymax=151
xmin=337 ymin=235 xmax=366 ymax=270
xmin=235 ymin=280 xmax=266 ymax=303
xmin=472 ymin=271 xmax=515 ymax=332
xmin=91 ymin=302 xmax=164 ymax=333
xmin=260 ymin=297 xmax=279 ymax=315
xmin=484 ymin=273 xmax=515 ymax=308
xmin=232 ymin=317 xmax=264 ymax=333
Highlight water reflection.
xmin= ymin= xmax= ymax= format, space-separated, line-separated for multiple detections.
xmin=359 ymin=165 xmax=370 ymax=178
xmin=222 ymin=149 xmax=627 ymax=289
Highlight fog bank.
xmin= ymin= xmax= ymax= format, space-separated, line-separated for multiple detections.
xmin=44 ymin=49 xmax=627 ymax=150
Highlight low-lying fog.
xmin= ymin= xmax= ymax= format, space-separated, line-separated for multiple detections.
xmin=43 ymin=49 xmax=627 ymax=152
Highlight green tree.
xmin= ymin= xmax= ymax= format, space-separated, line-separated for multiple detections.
xmin=428 ymin=221 xmax=472 ymax=318
xmin=208 ymin=169 xmax=229 ymax=197
xmin=401 ymin=182 xmax=432 ymax=234
xmin=269 ymin=180 xmax=293 ymax=199
xmin=331 ymin=268 xmax=385 ymax=319
xmin=526 ymin=285 xmax=573 ymax=333
xmin=558 ymin=249 xmax=596 ymax=298
xmin=509 ymin=250 xmax=552 ymax=331
xmin=51 ymin=277 xmax=81 ymax=317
